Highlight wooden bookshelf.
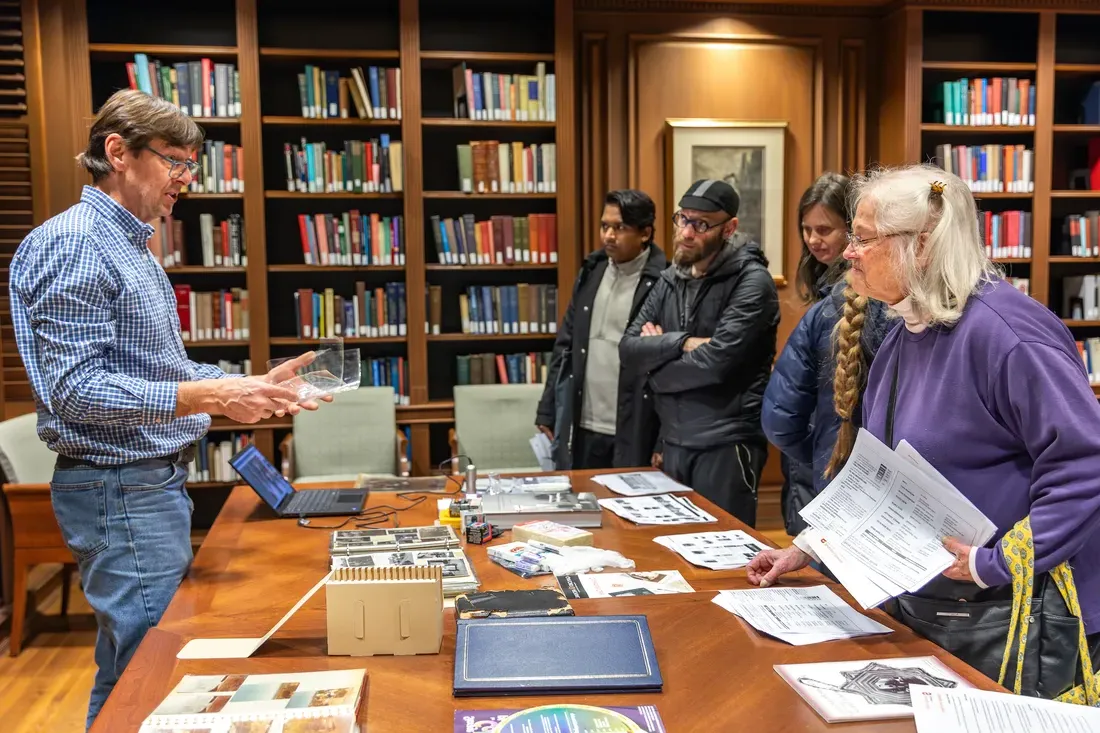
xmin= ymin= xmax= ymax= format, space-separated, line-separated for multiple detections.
xmin=23 ymin=0 xmax=575 ymax=478
xmin=0 ymin=1 xmax=34 ymax=419
xmin=883 ymin=6 xmax=1100 ymax=397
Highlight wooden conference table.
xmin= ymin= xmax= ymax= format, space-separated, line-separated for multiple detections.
xmin=89 ymin=469 xmax=1003 ymax=732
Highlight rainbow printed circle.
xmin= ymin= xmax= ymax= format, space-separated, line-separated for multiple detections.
xmin=494 ymin=704 xmax=647 ymax=732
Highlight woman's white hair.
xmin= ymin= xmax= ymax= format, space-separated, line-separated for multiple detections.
xmin=849 ymin=163 xmax=1002 ymax=326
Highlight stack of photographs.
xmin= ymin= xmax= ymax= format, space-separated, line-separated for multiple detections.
xmin=329 ymin=526 xmax=460 ymax=555
xmin=328 ymin=526 xmax=476 ymax=597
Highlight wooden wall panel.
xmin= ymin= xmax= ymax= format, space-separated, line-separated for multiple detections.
xmin=31 ymin=0 xmax=89 ymax=218
xmin=839 ymin=39 xmax=867 ymax=174
xmin=578 ymin=7 xmax=877 ymax=518
xmin=630 ymin=36 xmax=819 ymax=298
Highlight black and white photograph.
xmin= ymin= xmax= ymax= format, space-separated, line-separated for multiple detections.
xmin=774 ymin=657 xmax=971 ymax=723
xmin=690 ymin=144 xmax=765 ymax=245
xmin=664 ymin=119 xmax=787 ymax=282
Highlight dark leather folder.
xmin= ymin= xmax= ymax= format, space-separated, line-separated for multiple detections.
xmin=453 ymin=615 xmax=663 ymax=696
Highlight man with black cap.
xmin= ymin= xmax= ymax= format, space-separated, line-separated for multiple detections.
xmin=619 ymin=178 xmax=780 ymax=526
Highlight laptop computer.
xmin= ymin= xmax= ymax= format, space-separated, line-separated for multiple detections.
xmin=229 ymin=443 xmax=370 ymax=517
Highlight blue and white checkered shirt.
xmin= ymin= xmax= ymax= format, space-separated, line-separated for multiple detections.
xmin=10 ymin=185 xmax=234 ymax=465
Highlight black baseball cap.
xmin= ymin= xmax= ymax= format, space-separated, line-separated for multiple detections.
xmin=678 ymin=179 xmax=740 ymax=217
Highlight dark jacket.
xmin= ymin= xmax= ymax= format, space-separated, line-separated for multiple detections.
xmin=619 ymin=235 xmax=780 ymax=450
xmin=762 ymin=279 xmax=890 ymax=534
xmin=535 ymin=242 xmax=668 ymax=468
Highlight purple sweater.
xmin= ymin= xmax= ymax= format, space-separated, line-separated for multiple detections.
xmin=862 ymin=278 xmax=1100 ymax=633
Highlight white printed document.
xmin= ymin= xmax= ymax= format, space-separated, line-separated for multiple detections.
xmin=653 ymin=530 xmax=768 ymax=571
xmin=598 ymin=494 xmax=717 ymax=525
xmin=712 ymin=585 xmax=892 ymax=646
xmin=911 ymin=685 xmax=1100 ymax=733
xmin=591 ymin=471 xmax=693 ymax=497
xmin=799 ymin=428 xmax=997 ymax=599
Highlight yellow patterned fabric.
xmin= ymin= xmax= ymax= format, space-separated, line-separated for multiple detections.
xmin=996 ymin=516 xmax=1098 ymax=705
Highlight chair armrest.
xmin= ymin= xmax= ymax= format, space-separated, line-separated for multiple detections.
xmin=2 ymin=483 xmax=52 ymax=494
xmin=448 ymin=427 xmax=460 ymax=475
xmin=395 ymin=429 xmax=410 ymax=478
xmin=278 ymin=433 xmax=295 ymax=480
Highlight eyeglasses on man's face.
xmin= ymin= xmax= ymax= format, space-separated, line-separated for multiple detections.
xmin=145 ymin=146 xmax=201 ymax=180
xmin=672 ymin=211 xmax=728 ymax=234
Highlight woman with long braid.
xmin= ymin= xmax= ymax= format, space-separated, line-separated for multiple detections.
xmin=749 ymin=163 xmax=1100 ymax=700
xmin=762 ymin=174 xmax=887 ymax=537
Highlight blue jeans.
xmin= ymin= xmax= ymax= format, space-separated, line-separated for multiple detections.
xmin=49 ymin=458 xmax=194 ymax=730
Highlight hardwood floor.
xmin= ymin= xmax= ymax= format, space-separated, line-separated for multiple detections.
xmin=0 ymin=492 xmax=792 ymax=733
xmin=0 ymin=567 xmax=94 ymax=733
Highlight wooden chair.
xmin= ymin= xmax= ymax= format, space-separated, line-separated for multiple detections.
xmin=0 ymin=412 xmax=75 ymax=656
xmin=280 ymin=386 xmax=409 ymax=483
xmin=449 ymin=384 xmax=546 ymax=474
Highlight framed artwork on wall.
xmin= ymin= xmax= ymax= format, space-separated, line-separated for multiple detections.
xmin=664 ymin=119 xmax=788 ymax=284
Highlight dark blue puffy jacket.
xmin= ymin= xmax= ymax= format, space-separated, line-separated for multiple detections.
xmin=762 ymin=281 xmax=890 ymax=533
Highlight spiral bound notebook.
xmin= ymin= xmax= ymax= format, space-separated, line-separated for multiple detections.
xmin=138 ymin=669 xmax=367 ymax=733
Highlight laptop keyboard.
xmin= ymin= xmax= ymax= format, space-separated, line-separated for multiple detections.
xmin=287 ymin=491 xmax=331 ymax=514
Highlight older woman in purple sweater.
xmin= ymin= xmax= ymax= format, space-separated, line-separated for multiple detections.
xmin=747 ymin=163 xmax=1100 ymax=698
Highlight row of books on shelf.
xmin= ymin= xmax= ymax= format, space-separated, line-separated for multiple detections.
xmin=931 ymin=144 xmax=1034 ymax=193
xmin=1059 ymin=212 xmax=1100 ymax=257
xmin=184 ymin=140 xmax=243 ymax=194
xmin=1075 ymin=338 xmax=1100 ymax=385
xmin=187 ymin=432 xmax=252 ymax=484
xmin=458 ymin=284 xmax=558 ymax=336
xmin=293 ymin=283 xmax=406 ymax=339
xmin=125 ymin=55 xmax=240 ymax=118
xmin=174 ymin=287 xmax=250 ymax=342
xmin=214 ymin=359 xmax=251 ymax=375
xmin=151 ymin=213 xmax=247 ymax=269
xmin=981 ymin=210 xmax=1032 ymax=259
xmin=1065 ymin=275 xmax=1100 ymax=320
xmin=932 ymin=77 xmax=1035 ymax=127
xmin=458 ymin=141 xmax=556 ymax=194
xmin=298 ymin=212 xmax=404 ymax=266
xmin=360 ymin=356 xmax=410 ymax=405
xmin=456 ymin=351 xmax=552 ymax=385
xmin=452 ymin=62 xmax=555 ymax=122
xmin=282 ymin=136 xmax=403 ymax=193
xmin=430 ymin=212 xmax=557 ymax=265
xmin=297 ymin=65 xmax=401 ymax=120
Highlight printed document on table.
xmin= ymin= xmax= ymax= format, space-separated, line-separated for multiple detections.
xmin=591 ymin=471 xmax=693 ymax=497
xmin=799 ymin=428 xmax=993 ymax=593
xmin=653 ymin=530 xmax=767 ymax=571
xmin=598 ymin=494 xmax=717 ymax=525
xmin=712 ymin=585 xmax=892 ymax=646
xmin=911 ymin=684 xmax=1100 ymax=733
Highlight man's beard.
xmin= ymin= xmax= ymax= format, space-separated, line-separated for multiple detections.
xmin=673 ymin=230 xmax=724 ymax=267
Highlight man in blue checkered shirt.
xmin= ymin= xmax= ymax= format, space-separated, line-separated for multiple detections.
xmin=10 ymin=89 xmax=325 ymax=729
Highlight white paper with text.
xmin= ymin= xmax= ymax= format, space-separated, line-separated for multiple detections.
xmin=911 ymin=685 xmax=1100 ymax=733
xmin=799 ymin=429 xmax=992 ymax=593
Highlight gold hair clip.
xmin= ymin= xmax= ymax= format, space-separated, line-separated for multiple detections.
xmin=930 ymin=180 xmax=945 ymax=196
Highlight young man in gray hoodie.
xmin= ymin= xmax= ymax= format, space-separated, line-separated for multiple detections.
xmin=619 ymin=179 xmax=780 ymax=526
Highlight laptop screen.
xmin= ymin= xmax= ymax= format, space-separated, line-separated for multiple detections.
xmin=229 ymin=443 xmax=294 ymax=510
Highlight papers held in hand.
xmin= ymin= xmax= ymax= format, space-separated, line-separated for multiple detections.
xmin=797 ymin=428 xmax=997 ymax=609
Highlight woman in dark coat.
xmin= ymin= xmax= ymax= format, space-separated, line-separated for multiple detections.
xmin=766 ymin=173 xmax=887 ymax=535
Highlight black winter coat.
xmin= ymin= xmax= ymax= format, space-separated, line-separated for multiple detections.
xmin=535 ymin=242 xmax=668 ymax=468
xmin=762 ymin=280 xmax=890 ymax=534
xmin=619 ymin=237 xmax=780 ymax=450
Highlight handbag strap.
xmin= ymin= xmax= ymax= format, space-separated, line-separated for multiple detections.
xmin=885 ymin=352 xmax=901 ymax=448
xmin=997 ymin=516 xmax=1098 ymax=704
